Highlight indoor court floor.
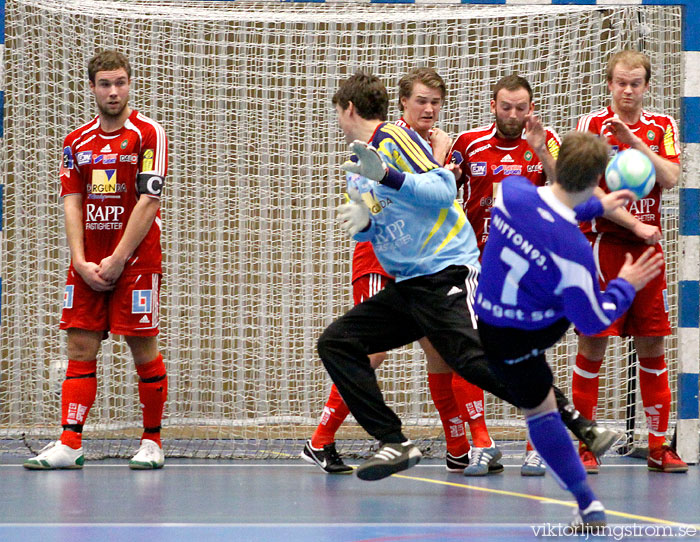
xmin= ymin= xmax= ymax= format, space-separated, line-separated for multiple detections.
xmin=1 ymin=446 xmax=698 ymax=542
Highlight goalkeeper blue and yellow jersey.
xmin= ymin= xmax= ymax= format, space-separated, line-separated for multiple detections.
xmin=349 ymin=122 xmax=480 ymax=282
xmin=474 ymin=176 xmax=636 ymax=335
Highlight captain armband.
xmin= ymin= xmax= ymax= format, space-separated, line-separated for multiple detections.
xmin=137 ymin=172 xmax=165 ymax=197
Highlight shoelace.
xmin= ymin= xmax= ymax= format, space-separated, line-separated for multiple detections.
xmin=325 ymin=445 xmax=342 ymax=464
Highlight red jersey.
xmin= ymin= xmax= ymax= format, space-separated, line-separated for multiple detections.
xmin=448 ymin=123 xmax=560 ymax=253
xmin=60 ymin=109 xmax=168 ymax=274
xmin=351 ymin=117 xmax=432 ymax=282
xmin=576 ymin=106 xmax=680 ymax=243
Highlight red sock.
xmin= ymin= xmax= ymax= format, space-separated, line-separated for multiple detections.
xmin=60 ymin=360 xmax=98 ymax=450
xmin=572 ymin=353 xmax=602 ymax=421
xmin=136 ymin=353 xmax=167 ymax=447
xmin=311 ymin=384 xmax=350 ymax=448
xmin=638 ymin=355 xmax=671 ymax=451
xmin=428 ymin=373 xmax=469 ymax=456
xmin=451 ymin=373 xmax=490 ymax=448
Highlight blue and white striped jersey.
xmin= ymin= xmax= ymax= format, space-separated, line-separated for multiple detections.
xmin=474 ymin=176 xmax=636 ymax=335
xmin=349 ymin=122 xmax=480 ymax=282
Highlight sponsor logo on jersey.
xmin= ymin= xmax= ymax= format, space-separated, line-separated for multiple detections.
xmin=492 ymin=164 xmax=522 ymax=175
xmin=608 ymin=145 xmax=619 ymax=158
xmin=60 ymin=147 xmax=74 ymax=177
xmin=450 ymin=150 xmax=464 ymax=165
xmin=100 ymin=144 xmax=112 ymax=152
xmin=103 ymin=153 xmax=118 ymax=165
xmin=91 ymin=169 xmax=119 ymax=194
xmin=121 ymin=139 xmax=128 ymax=149
xmin=120 ymin=153 xmax=138 ymax=164
xmin=85 ymin=203 xmax=125 ymax=229
xmin=649 ymin=145 xmax=659 ymax=153
xmin=524 ymin=151 xmax=533 ymax=161
xmin=76 ymin=151 xmax=92 ymax=165
xmin=501 ymin=154 xmax=514 ymax=163
xmin=647 ymin=130 xmax=655 ymax=141
xmin=142 ymin=149 xmax=155 ymax=171
xmin=527 ymin=164 xmax=543 ymax=173
xmin=132 ymin=290 xmax=153 ymax=314
xmin=63 ymin=285 xmax=74 ymax=309
xmin=468 ymin=143 xmax=491 ymax=158
xmin=470 ymin=162 xmax=487 ymax=176
xmin=361 ymin=189 xmax=392 ymax=215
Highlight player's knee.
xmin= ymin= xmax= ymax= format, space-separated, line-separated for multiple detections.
xmin=66 ymin=329 xmax=101 ymax=360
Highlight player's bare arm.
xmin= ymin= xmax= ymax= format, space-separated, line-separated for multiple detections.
xmin=429 ymin=127 xmax=452 ymax=165
xmin=602 ymin=117 xmax=680 ymax=189
xmin=616 ymin=247 xmax=664 ymax=292
xmin=594 ymin=185 xmax=661 ymax=244
xmin=525 ymin=113 xmax=556 ymax=182
xmin=98 ymin=196 xmax=161 ymax=282
xmin=64 ymin=194 xmax=114 ymax=292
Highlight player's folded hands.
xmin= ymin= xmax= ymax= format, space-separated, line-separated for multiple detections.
xmin=341 ymin=141 xmax=388 ymax=182
xmin=337 ymin=187 xmax=370 ymax=237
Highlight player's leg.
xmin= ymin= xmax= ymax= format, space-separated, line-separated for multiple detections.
xmin=24 ymin=272 xmax=107 ymax=470
xmin=421 ymin=338 xmax=482 ymax=473
xmin=317 ymin=283 xmax=424 ymax=480
xmin=573 ymin=323 xmax=611 ymax=474
xmin=112 ymin=273 xmax=166 ymax=469
xmin=479 ymin=320 xmax=606 ymax=530
xmin=635 ymin=336 xmax=687 ymax=472
xmin=304 ymin=274 xmax=390 ymax=474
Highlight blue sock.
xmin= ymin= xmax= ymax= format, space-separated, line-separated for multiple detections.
xmin=527 ymin=410 xmax=597 ymax=510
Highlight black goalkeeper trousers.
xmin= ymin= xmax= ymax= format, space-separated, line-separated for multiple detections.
xmin=317 ymin=265 xmax=523 ymax=443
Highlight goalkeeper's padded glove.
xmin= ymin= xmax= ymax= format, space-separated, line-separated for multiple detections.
xmin=341 ymin=141 xmax=388 ymax=182
xmin=337 ymin=187 xmax=370 ymax=238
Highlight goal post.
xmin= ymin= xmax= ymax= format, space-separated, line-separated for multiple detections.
xmin=0 ymin=0 xmax=697 ymax=463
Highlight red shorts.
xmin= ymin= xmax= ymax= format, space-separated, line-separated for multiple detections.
xmin=352 ymin=273 xmax=392 ymax=306
xmin=586 ymin=237 xmax=670 ymax=338
xmin=60 ymin=269 xmax=161 ymax=337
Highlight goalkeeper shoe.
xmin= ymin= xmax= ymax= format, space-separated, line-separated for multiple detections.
xmin=520 ymin=450 xmax=546 ymax=477
xmin=463 ymin=440 xmax=503 ymax=477
xmin=647 ymin=445 xmax=688 ymax=473
xmin=23 ymin=441 xmax=84 ymax=470
xmin=571 ymin=500 xmax=606 ymax=533
xmin=580 ymin=448 xmax=600 ymax=475
xmin=580 ymin=424 xmax=622 ymax=457
xmin=355 ymin=441 xmax=422 ymax=481
xmin=129 ymin=439 xmax=165 ymax=470
xmin=301 ymin=440 xmax=353 ymax=474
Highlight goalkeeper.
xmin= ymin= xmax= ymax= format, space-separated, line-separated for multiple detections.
xmin=318 ymin=72 xmax=622 ymax=486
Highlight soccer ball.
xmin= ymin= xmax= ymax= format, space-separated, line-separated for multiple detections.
xmin=605 ymin=148 xmax=656 ymax=200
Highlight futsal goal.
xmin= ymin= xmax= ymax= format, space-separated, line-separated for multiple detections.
xmin=1 ymin=0 xmax=695 ymax=461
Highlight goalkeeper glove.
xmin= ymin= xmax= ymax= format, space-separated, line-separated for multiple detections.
xmin=341 ymin=141 xmax=388 ymax=182
xmin=337 ymin=187 xmax=370 ymax=237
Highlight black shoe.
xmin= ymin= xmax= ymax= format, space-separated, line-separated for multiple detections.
xmin=445 ymin=451 xmax=469 ymax=473
xmin=580 ymin=425 xmax=623 ymax=457
xmin=445 ymin=451 xmax=503 ymax=474
xmin=356 ymin=441 xmax=422 ymax=481
xmin=300 ymin=440 xmax=353 ymax=474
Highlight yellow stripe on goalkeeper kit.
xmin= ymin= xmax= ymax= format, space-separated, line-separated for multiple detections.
xmin=390 ymin=473 xmax=700 ymax=529
xmin=382 ymin=124 xmax=434 ymax=172
xmin=421 ymin=208 xmax=449 ymax=252
xmin=547 ymin=137 xmax=560 ymax=160
xmin=432 ymin=201 xmax=466 ymax=254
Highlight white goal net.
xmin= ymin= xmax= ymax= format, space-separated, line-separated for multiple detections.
xmin=0 ymin=0 xmax=682 ymax=459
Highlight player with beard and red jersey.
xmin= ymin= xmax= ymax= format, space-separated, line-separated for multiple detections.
xmin=24 ymin=51 xmax=168 ymax=471
xmin=572 ymin=50 xmax=687 ymax=474
xmin=448 ymin=75 xmax=559 ymax=476
xmin=302 ymin=68 xmax=504 ymax=477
